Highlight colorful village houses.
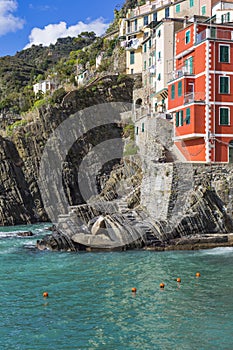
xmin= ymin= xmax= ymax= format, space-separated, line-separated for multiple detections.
xmin=167 ymin=18 xmax=233 ymax=162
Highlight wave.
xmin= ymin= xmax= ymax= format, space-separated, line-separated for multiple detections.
xmin=200 ymin=247 xmax=233 ymax=255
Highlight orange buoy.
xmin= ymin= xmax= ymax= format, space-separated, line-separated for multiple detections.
xmin=160 ymin=283 xmax=165 ymax=289
xmin=196 ymin=272 xmax=201 ymax=278
xmin=177 ymin=278 xmax=181 ymax=283
xmin=43 ymin=292 xmax=49 ymax=298
xmin=131 ymin=287 xmax=137 ymax=293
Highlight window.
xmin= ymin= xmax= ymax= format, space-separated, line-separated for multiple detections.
xmin=149 ymin=57 xmax=152 ymax=66
xmin=219 ymin=76 xmax=230 ymax=94
xmin=219 ymin=45 xmax=229 ymax=63
xmin=165 ymin=7 xmax=169 ymax=18
xmin=158 ymin=51 xmax=161 ymax=60
xmin=221 ymin=12 xmax=230 ymax=23
xmin=130 ymin=51 xmax=135 ymax=65
xmin=186 ymin=108 xmax=191 ymax=125
xmin=157 ymin=30 xmax=161 ymax=38
xmin=171 ymin=84 xmax=175 ymax=100
xmin=158 ymin=73 xmax=161 ymax=81
xmin=149 ymin=39 xmax=152 ymax=49
xmin=134 ymin=19 xmax=138 ymax=31
xmin=153 ymin=12 xmax=157 ymax=22
xmin=190 ymin=0 xmax=194 ymax=7
xmin=185 ymin=56 xmax=193 ymax=73
xmin=220 ymin=107 xmax=230 ymax=125
xmin=144 ymin=16 xmax=148 ymax=26
xmin=178 ymin=81 xmax=182 ymax=96
xmin=185 ymin=30 xmax=191 ymax=44
xmin=201 ymin=5 xmax=206 ymax=15
xmin=176 ymin=110 xmax=184 ymax=127
xmin=176 ymin=4 xmax=180 ymax=13
xmin=144 ymin=61 xmax=147 ymax=70
xmin=142 ymin=123 xmax=145 ymax=132
xmin=144 ymin=44 xmax=147 ymax=53
xmin=136 ymin=126 xmax=139 ymax=135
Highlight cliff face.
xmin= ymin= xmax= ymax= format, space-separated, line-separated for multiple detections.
xmin=0 ymin=75 xmax=135 ymax=226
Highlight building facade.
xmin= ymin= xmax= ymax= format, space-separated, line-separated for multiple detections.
xmin=168 ymin=21 xmax=233 ymax=162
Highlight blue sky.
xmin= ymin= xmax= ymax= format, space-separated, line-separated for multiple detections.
xmin=0 ymin=0 xmax=120 ymax=57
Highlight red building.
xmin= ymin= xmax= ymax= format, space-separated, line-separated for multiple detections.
xmin=168 ymin=21 xmax=233 ymax=163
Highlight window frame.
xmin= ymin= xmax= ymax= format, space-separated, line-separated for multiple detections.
xmin=185 ymin=30 xmax=191 ymax=44
xmin=144 ymin=15 xmax=149 ymax=26
xmin=219 ymin=107 xmax=230 ymax=125
xmin=176 ymin=4 xmax=180 ymax=13
xmin=190 ymin=0 xmax=194 ymax=7
xmin=186 ymin=108 xmax=191 ymax=125
xmin=201 ymin=5 xmax=206 ymax=15
xmin=130 ymin=51 xmax=135 ymax=65
xmin=178 ymin=81 xmax=182 ymax=97
xmin=171 ymin=84 xmax=175 ymax=100
xmin=219 ymin=76 xmax=230 ymax=94
xmin=219 ymin=44 xmax=230 ymax=63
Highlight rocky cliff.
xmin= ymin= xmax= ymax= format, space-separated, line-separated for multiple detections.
xmin=0 ymin=75 xmax=136 ymax=226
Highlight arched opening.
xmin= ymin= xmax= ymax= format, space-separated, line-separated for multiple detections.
xmin=229 ymin=140 xmax=233 ymax=163
xmin=135 ymin=98 xmax=142 ymax=108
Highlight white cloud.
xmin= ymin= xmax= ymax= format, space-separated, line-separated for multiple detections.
xmin=0 ymin=0 xmax=24 ymax=36
xmin=24 ymin=18 xmax=109 ymax=49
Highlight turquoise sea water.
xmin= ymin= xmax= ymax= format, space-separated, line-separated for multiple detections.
xmin=0 ymin=224 xmax=233 ymax=349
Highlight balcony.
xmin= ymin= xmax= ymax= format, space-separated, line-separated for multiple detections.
xmin=170 ymin=66 xmax=194 ymax=81
xmin=184 ymin=92 xmax=205 ymax=104
xmin=125 ymin=38 xmax=141 ymax=50
xmin=126 ymin=25 xmax=143 ymax=35
xmin=196 ymin=28 xmax=233 ymax=44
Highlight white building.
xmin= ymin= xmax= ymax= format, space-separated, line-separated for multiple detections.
xmin=33 ymin=80 xmax=58 ymax=95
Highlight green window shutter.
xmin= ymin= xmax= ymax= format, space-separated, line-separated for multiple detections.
xmin=180 ymin=110 xmax=184 ymax=126
xmin=227 ymin=12 xmax=230 ymax=21
xmin=178 ymin=81 xmax=182 ymax=96
xmin=144 ymin=44 xmax=147 ymax=53
xmin=149 ymin=39 xmax=152 ymax=49
xmin=144 ymin=61 xmax=147 ymax=70
xmin=220 ymin=76 xmax=229 ymax=93
xmin=176 ymin=112 xmax=179 ymax=127
xmin=136 ymin=126 xmax=139 ymax=135
xmin=158 ymin=73 xmax=161 ymax=81
xmin=220 ymin=46 xmax=229 ymax=63
xmin=201 ymin=5 xmax=206 ymax=15
xmin=176 ymin=4 xmax=180 ymax=13
xmin=190 ymin=57 xmax=193 ymax=73
xmin=190 ymin=0 xmax=194 ymax=7
xmin=135 ymin=19 xmax=138 ymax=31
xmin=220 ymin=108 xmax=229 ymax=125
xmin=142 ymin=123 xmax=145 ymax=132
xmin=149 ymin=57 xmax=152 ymax=66
xmin=186 ymin=108 xmax=191 ymax=125
xmin=171 ymin=84 xmax=175 ymax=99
xmin=130 ymin=51 xmax=135 ymax=65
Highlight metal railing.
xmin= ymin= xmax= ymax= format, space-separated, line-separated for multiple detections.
xmin=184 ymin=92 xmax=205 ymax=104
xmin=196 ymin=28 xmax=233 ymax=44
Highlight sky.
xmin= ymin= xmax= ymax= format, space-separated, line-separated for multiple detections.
xmin=0 ymin=0 xmax=121 ymax=57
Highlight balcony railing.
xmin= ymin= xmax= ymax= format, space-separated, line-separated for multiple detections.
xmin=196 ymin=28 xmax=233 ymax=44
xmin=184 ymin=92 xmax=205 ymax=104
xmin=126 ymin=25 xmax=143 ymax=35
xmin=170 ymin=66 xmax=194 ymax=80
